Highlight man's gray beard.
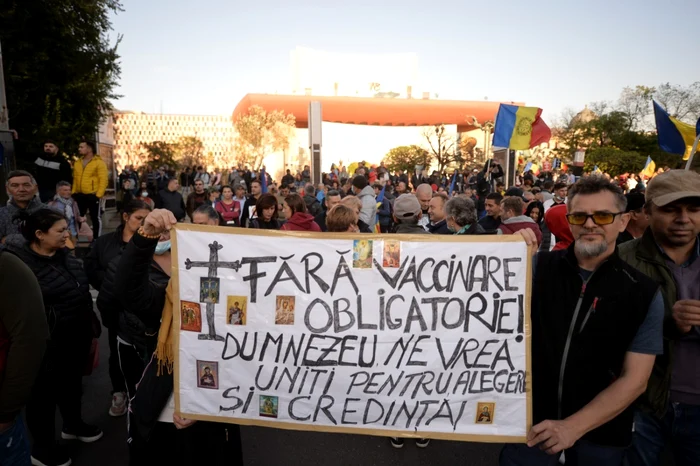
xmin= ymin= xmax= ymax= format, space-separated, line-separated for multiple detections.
xmin=574 ymin=239 xmax=608 ymax=258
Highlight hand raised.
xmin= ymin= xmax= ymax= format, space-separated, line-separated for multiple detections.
xmin=142 ymin=209 xmax=177 ymax=236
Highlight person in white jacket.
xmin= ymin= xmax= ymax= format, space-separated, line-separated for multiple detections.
xmin=352 ymin=176 xmax=377 ymax=230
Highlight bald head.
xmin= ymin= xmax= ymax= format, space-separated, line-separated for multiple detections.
xmin=416 ymin=184 xmax=433 ymax=213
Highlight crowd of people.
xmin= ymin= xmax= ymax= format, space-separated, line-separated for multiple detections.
xmin=0 ymin=141 xmax=699 ymax=466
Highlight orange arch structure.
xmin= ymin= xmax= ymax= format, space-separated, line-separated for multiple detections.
xmin=232 ymin=94 xmax=522 ymax=132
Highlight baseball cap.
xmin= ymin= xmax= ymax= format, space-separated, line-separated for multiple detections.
xmin=625 ymin=193 xmax=646 ymax=212
xmin=645 ymin=170 xmax=700 ymax=207
xmin=393 ymin=194 xmax=421 ymax=220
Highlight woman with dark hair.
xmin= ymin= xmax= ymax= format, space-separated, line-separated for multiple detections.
xmin=525 ymin=200 xmax=545 ymax=228
xmin=7 ymin=208 xmax=102 ymax=466
xmin=84 ymin=199 xmax=152 ymax=417
xmin=215 ymin=185 xmax=240 ymax=226
xmin=250 ymin=194 xmax=282 ymax=229
xmin=113 ymin=209 xmax=243 ymax=465
xmin=281 ymin=193 xmax=321 ymax=232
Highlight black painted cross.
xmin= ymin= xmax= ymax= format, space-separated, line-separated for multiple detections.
xmin=185 ymin=241 xmax=241 ymax=341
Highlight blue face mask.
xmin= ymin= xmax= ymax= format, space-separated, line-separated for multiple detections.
xmin=154 ymin=240 xmax=171 ymax=255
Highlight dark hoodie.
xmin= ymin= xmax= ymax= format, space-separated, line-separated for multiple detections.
xmin=280 ymin=212 xmax=321 ymax=232
xmin=428 ymin=219 xmax=451 ymax=235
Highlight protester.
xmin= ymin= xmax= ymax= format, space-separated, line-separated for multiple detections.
xmin=374 ymin=183 xmax=393 ymax=233
xmin=315 ymin=190 xmax=342 ymax=232
xmin=276 ymin=185 xmax=289 ymax=221
xmin=444 ymin=196 xmax=484 ymax=235
xmin=619 ymin=170 xmax=700 ymax=466
xmin=303 ymin=185 xmax=323 ymax=217
xmin=185 ymin=179 xmax=207 ymax=220
xmin=193 ymin=166 xmax=210 ymax=188
xmin=8 ymin=208 xmax=102 ymax=466
xmin=501 ymin=176 xmax=663 ymax=465
xmin=249 ymin=194 xmax=282 ymax=230
xmin=207 ymin=186 xmax=221 ymax=208
xmin=340 ymin=196 xmax=372 ymax=233
xmin=280 ymin=194 xmax=321 ymax=232
xmin=415 ymin=184 xmax=433 ymax=231
xmin=85 ymin=199 xmax=152 ymax=418
xmin=544 ymin=203 xmax=574 ymax=251
xmin=428 ymin=193 xmax=450 ymax=234
xmin=326 ymin=204 xmax=360 ymax=233
xmin=543 ymin=182 xmax=567 ymax=211
xmin=525 ymin=200 xmax=545 ymax=230
xmin=498 ymin=197 xmax=543 ymax=245
xmin=156 ymin=178 xmax=186 ymax=221
xmin=479 ymin=192 xmax=503 ymax=231
xmin=0 ymin=249 xmax=48 ymax=465
xmin=352 ymin=176 xmax=377 ymax=230
xmin=616 ymin=192 xmax=648 ymax=245
xmin=240 ymin=180 xmax=263 ymax=227
xmin=391 ymin=194 xmax=430 ymax=235
xmin=48 ymin=181 xmax=85 ymax=247
xmin=0 ymin=170 xmax=46 ymax=247
xmin=114 ymin=207 xmax=243 ymax=465
xmin=34 ymin=140 xmax=73 ymax=202
xmin=215 ymin=186 xmax=241 ymax=227
xmin=136 ymin=182 xmax=156 ymax=210
xmin=72 ymin=139 xmax=108 ymax=239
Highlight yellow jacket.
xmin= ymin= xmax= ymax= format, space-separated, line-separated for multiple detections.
xmin=72 ymin=156 xmax=108 ymax=198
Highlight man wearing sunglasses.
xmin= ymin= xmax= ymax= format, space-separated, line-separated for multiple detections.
xmin=619 ymin=170 xmax=700 ymax=466
xmin=501 ymin=176 xmax=663 ymax=466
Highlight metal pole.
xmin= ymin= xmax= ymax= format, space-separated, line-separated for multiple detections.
xmin=0 ymin=40 xmax=8 ymax=132
xmin=685 ymin=133 xmax=700 ymax=170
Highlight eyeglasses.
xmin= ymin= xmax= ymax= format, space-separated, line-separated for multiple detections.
xmin=566 ymin=212 xmax=623 ymax=226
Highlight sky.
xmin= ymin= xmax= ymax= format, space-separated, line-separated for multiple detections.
xmin=110 ymin=0 xmax=700 ymax=123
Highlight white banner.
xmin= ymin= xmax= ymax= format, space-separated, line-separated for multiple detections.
xmin=173 ymin=226 xmax=532 ymax=442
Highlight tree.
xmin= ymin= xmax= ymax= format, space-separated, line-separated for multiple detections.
xmin=233 ymin=105 xmax=296 ymax=170
xmin=383 ymin=145 xmax=432 ymax=173
xmin=583 ymin=148 xmax=646 ymax=175
xmin=174 ymin=136 xmax=204 ymax=168
xmin=617 ymin=85 xmax=655 ymax=131
xmin=0 ymin=0 xmax=123 ymax=162
xmin=142 ymin=141 xmax=177 ymax=168
xmin=422 ymin=124 xmax=463 ymax=173
xmin=654 ymin=82 xmax=700 ymax=123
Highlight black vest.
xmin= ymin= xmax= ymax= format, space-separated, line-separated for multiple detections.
xmin=532 ymin=245 xmax=657 ymax=447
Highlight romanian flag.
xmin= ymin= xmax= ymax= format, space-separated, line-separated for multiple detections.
xmin=653 ymin=101 xmax=699 ymax=161
xmin=640 ymin=156 xmax=656 ymax=179
xmin=448 ymin=171 xmax=457 ymax=195
xmin=260 ymin=168 xmax=268 ymax=193
xmin=493 ymin=104 xmax=552 ymax=150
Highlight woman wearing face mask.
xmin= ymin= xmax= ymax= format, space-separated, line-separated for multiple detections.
xmin=7 ymin=209 xmax=102 ymax=466
xmin=137 ymin=182 xmax=155 ymax=210
xmin=97 ymin=214 xmax=172 ymax=405
xmin=249 ymin=194 xmax=282 ymax=229
xmin=84 ymin=199 xmax=152 ymax=417
xmin=215 ymin=185 xmax=240 ymax=227
xmin=444 ymin=196 xmax=486 ymax=235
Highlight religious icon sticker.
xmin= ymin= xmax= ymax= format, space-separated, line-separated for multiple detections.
xmin=275 ymin=296 xmax=295 ymax=325
xmin=196 ymin=360 xmax=219 ymax=390
xmin=475 ymin=402 xmax=495 ymax=424
xmin=227 ymin=296 xmax=247 ymax=326
xmin=382 ymin=240 xmax=401 ymax=268
xmin=259 ymin=395 xmax=279 ymax=418
xmin=200 ymin=277 xmax=220 ymax=304
xmin=180 ymin=301 xmax=202 ymax=332
xmin=352 ymin=239 xmax=373 ymax=269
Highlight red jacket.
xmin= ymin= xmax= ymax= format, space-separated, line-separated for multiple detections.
xmin=498 ymin=215 xmax=543 ymax=245
xmin=545 ymin=204 xmax=574 ymax=251
xmin=281 ymin=212 xmax=321 ymax=232
xmin=216 ymin=200 xmax=241 ymax=225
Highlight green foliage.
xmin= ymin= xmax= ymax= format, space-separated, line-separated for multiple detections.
xmin=0 ymin=0 xmax=123 ymax=163
xmin=174 ymin=136 xmax=204 ymax=167
xmin=233 ymin=105 xmax=296 ymax=170
xmin=142 ymin=141 xmax=177 ymax=168
xmin=383 ymin=145 xmax=431 ymax=173
xmin=583 ymin=148 xmax=646 ymax=175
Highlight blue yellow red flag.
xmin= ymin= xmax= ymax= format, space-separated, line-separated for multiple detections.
xmin=493 ymin=104 xmax=552 ymax=150
xmin=653 ymin=101 xmax=699 ymax=161
xmin=640 ymin=156 xmax=656 ymax=178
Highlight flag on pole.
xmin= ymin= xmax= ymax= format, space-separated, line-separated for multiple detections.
xmin=640 ymin=156 xmax=656 ymax=178
xmin=593 ymin=165 xmax=601 ymax=174
xmin=653 ymin=101 xmax=699 ymax=161
xmin=523 ymin=161 xmax=533 ymax=173
xmin=448 ymin=171 xmax=458 ymax=195
xmin=374 ymin=184 xmax=386 ymax=233
xmin=260 ymin=168 xmax=268 ymax=193
xmin=493 ymin=104 xmax=552 ymax=150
